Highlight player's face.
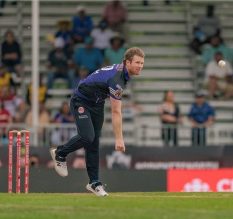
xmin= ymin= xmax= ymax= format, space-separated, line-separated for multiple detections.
xmin=126 ymin=55 xmax=144 ymax=76
xmin=166 ymin=91 xmax=174 ymax=102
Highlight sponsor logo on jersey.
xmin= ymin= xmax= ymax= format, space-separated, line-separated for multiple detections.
xmin=109 ymin=84 xmax=123 ymax=99
xmin=78 ymin=115 xmax=88 ymax=119
xmin=78 ymin=106 xmax=85 ymax=114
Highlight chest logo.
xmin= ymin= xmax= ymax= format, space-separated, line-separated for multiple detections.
xmin=78 ymin=106 xmax=85 ymax=114
xmin=115 ymin=89 xmax=123 ymax=98
xmin=115 ymin=84 xmax=123 ymax=98
xmin=110 ymin=84 xmax=123 ymax=99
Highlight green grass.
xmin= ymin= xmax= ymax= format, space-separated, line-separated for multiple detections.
xmin=0 ymin=193 xmax=233 ymax=219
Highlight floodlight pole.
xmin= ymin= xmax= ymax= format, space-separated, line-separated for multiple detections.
xmin=31 ymin=0 xmax=39 ymax=146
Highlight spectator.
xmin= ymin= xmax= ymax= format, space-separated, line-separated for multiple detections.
xmin=53 ymin=101 xmax=74 ymax=124
xmin=197 ymin=5 xmax=221 ymax=39
xmin=0 ymin=101 xmax=12 ymax=123
xmin=26 ymin=76 xmax=47 ymax=105
xmin=190 ymin=5 xmax=221 ymax=54
xmin=25 ymin=103 xmax=50 ymax=138
xmin=0 ymin=64 xmax=14 ymax=92
xmin=0 ymin=101 xmax=12 ymax=144
xmin=104 ymin=33 xmax=126 ymax=65
xmin=91 ymin=20 xmax=115 ymax=54
xmin=158 ymin=90 xmax=182 ymax=147
xmin=0 ymin=86 xmax=22 ymax=120
xmin=201 ymin=35 xmax=233 ymax=65
xmin=47 ymin=37 xmax=74 ymax=89
xmin=102 ymin=0 xmax=127 ymax=37
xmin=72 ymin=5 xmax=93 ymax=44
xmin=55 ymin=20 xmax=72 ymax=46
xmin=25 ymin=103 xmax=50 ymax=126
xmin=205 ymin=52 xmax=233 ymax=99
xmin=14 ymin=100 xmax=29 ymax=123
xmin=1 ymin=30 xmax=22 ymax=76
xmin=73 ymin=36 xmax=103 ymax=74
xmin=51 ymin=101 xmax=75 ymax=146
xmin=73 ymin=66 xmax=89 ymax=86
xmin=188 ymin=91 xmax=215 ymax=146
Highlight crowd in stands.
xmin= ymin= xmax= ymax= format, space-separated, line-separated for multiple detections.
xmin=190 ymin=4 xmax=233 ymax=100
xmin=0 ymin=27 xmax=24 ymax=143
xmin=0 ymin=0 xmax=129 ymax=146
xmin=46 ymin=0 xmax=128 ymax=90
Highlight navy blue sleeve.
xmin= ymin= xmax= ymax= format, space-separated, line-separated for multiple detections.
xmin=108 ymin=76 xmax=123 ymax=100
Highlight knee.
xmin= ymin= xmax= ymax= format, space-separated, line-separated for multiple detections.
xmin=80 ymin=133 xmax=95 ymax=146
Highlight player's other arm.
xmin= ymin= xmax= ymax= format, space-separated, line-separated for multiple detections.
xmin=110 ymin=97 xmax=125 ymax=152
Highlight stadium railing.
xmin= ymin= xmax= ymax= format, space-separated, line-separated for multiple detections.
xmin=0 ymin=123 xmax=232 ymax=147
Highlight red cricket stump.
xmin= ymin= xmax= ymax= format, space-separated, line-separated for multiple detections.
xmin=8 ymin=132 xmax=13 ymax=193
xmin=24 ymin=131 xmax=30 ymax=193
xmin=16 ymin=131 xmax=21 ymax=193
xmin=8 ymin=130 xmax=30 ymax=194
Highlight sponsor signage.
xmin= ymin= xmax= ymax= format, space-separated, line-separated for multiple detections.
xmin=134 ymin=161 xmax=219 ymax=170
xmin=167 ymin=169 xmax=233 ymax=192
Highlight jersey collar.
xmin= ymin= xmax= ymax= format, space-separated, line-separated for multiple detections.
xmin=123 ymin=66 xmax=130 ymax=81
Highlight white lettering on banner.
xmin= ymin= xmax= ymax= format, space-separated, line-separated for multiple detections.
xmin=167 ymin=169 xmax=233 ymax=192
xmin=134 ymin=161 xmax=219 ymax=170
xmin=183 ymin=179 xmax=211 ymax=192
xmin=216 ymin=179 xmax=233 ymax=192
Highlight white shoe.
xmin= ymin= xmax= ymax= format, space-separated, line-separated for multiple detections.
xmin=50 ymin=148 xmax=68 ymax=177
xmin=86 ymin=182 xmax=109 ymax=197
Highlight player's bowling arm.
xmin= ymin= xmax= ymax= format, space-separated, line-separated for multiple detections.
xmin=110 ymin=97 xmax=123 ymax=139
xmin=110 ymin=97 xmax=125 ymax=152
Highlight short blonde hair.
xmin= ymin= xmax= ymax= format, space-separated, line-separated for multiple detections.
xmin=123 ymin=47 xmax=145 ymax=63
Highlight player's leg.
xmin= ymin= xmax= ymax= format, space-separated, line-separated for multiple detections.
xmin=85 ymin=135 xmax=109 ymax=197
xmin=85 ymin=108 xmax=108 ymax=196
xmin=50 ymin=99 xmax=95 ymax=177
xmin=56 ymin=105 xmax=95 ymax=158
xmin=85 ymin=108 xmax=104 ymax=182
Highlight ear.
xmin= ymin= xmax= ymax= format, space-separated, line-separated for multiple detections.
xmin=125 ymin=59 xmax=130 ymax=66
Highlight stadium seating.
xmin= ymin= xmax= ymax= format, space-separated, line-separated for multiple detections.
xmin=190 ymin=2 xmax=233 ymax=122
xmin=1 ymin=0 xmax=233 ymax=147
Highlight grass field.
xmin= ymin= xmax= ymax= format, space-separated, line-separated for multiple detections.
xmin=0 ymin=192 xmax=233 ymax=219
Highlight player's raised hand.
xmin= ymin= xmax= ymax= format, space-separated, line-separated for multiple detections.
xmin=115 ymin=139 xmax=125 ymax=152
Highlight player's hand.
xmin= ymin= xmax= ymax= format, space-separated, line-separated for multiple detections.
xmin=115 ymin=139 xmax=125 ymax=152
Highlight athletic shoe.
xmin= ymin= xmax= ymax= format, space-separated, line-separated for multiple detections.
xmin=86 ymin=182 xmax=109 ymax=197
xmin=50 ymin=148 xmax=68 ymax=177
